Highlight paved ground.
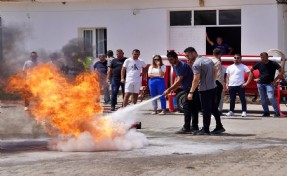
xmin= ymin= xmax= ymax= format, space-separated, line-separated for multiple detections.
xmin=1 ymin=99 xmax=287 ymax=176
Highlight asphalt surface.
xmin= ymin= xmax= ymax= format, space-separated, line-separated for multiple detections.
xmin=1 ymin=99 xmax=287 ymax=176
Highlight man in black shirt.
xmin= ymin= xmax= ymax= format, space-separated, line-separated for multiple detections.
xmin=107 ymin=49 xmax=127 ymax=111
xmin=248 ymin=52 xmax=284 ymax=117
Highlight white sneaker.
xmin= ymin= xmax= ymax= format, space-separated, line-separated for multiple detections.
xmin=242 ymin=111 xmax=247 ymax=117
xmin=226 ymin=111 xmax=234 ymax=116
xmin=24 ymin=107 xmax=28 ymax=111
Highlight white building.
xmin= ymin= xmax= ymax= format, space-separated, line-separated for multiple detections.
xmin=0 ymin=0 xmax=286 ymax=63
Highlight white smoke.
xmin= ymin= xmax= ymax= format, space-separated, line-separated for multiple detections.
xmin=48 ymin=95 xmax=161 ymax=152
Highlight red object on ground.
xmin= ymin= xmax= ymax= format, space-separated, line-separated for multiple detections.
xmin=168 ymin=93 xmax=176 ymax=112
xmin=130 ymin=122 xmax=142 ymax=129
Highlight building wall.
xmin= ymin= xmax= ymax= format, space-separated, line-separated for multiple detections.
xmin=0 ymin=5 xmax=169 ymax=62
xmin=241 ymin=4 xmax=281 ymax=55
xmin=0 ymin=0 xmax=284 ymax=64
xmin=281 ymin=4 xmax=287 ymax=55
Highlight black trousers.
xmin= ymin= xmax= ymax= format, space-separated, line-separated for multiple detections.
xmin=199 ymin=88 xmax=222 ymax=132
xmin=215 ymin=80 xmax=223 ymax=109
xmin=182 ymin=89 xmax=200 ymax=130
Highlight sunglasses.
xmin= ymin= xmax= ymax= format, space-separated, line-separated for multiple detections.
xmin=234 ymin=57 xmax=241 ymax=59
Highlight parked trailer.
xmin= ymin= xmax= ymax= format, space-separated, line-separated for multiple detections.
xmin=142 ymin=50 xmax=287 ymax=115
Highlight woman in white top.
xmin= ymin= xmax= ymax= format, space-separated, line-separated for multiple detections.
xmin=148 ymin=55 xmax=166 ymax=115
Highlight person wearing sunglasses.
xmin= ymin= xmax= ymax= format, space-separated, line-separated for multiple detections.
xmin=148 ymin=55 xmax=166 ymax=115
xmin=225 ymin=54 xmax=252 ymax=117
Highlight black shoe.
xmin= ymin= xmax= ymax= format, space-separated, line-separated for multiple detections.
xmin=175 ymin=128 xmax=191 ymax=134
xmin=110 ymin=107 xmax=116 ymax=111
xmin=193 ymin=128 xmax=210 ymax=135
xmin=219 ymin=111 xmax=223 ymax=116
xmin=190 ymin=126 xmax=199 ymax=132
xmin=262 ymin=112 xmax=270 ymax=117
xmin=273 ymin=113 xmax=281 ymax=118
xmin=211 ymin=126 xmax=225 ymax=135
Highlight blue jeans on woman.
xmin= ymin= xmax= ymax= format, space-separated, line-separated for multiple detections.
xmin=228 ymin=85 xmax=247 ymax=112
xmin=148 ymin=78 xmax=166 ymax=110
xmin=257 ymin=83 xmax=280 ymax=114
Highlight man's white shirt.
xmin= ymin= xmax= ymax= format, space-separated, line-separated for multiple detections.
xmin=123 ymin=58 xmax=146 ymax=83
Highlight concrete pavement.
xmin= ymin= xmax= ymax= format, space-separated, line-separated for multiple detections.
xmin=1 ymin=99 xmax=287 ymax=176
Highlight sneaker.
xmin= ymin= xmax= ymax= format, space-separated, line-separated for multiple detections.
xmin=151 ymin=112 xmax=157 ymax=115
xmin=190 ymin=126 xmax=199 ymax=132
xmin=175 ymin=128 xmax=191 ymax=134
xmin=24 ymin=107 xmax=29 ymax=111
xmin=211 ymin=126 xmax=226 ymax=135
xmin=262 ymin=112 xmax=270 ymax=117
xmin=226 ymin=111 xmax=234 ymax=116
xmin=273 ymin=113 xmax=281 ymax=118
xmin=158 ymin=111 xmax=166 ymax=115
xmin=193 ymin=128 xmax=210 ymax=135
xmin=241 ymin=111 xmax=247 ymax=117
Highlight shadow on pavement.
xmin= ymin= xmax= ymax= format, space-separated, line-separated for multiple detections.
xmin=0 ymin=140 xmax=49 ymax=153
xmin=211 ymin=133 xmax=256 ymax=137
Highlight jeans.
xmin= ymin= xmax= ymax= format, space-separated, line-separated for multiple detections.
xmin=182 ymin=89 xmax=200 ymax=129
xmin=228 ymin=85 xmax=247 ymax=112
xmin=199 ymin=88 xmax=222 ymax=132
xmin=111 ymin=79 xmax=125 ymax=108
xmin=148 ymin=78 xmax=166 ymax=110
xmin=257 ymin=83 xmax=280 ymax=114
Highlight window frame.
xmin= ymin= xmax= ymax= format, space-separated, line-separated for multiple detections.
xmin=79 ymin=27 xmax=107 ymax=58
xmin=169 ymin=9 xmax=241 ymax=27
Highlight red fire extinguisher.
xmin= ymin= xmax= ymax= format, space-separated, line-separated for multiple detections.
xmin=168 ymin=92 xmax=177 ymax=112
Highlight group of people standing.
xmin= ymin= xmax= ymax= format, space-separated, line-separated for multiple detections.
xmin=22 ymin=46 xmax=285 ymax=136
xmin=161 ymin=47 xmax=284 ymax=135
xmin=94 ymin=49 xmax=147 ymax=111
xmin=95 ymin=49 xmax=168 ymax=115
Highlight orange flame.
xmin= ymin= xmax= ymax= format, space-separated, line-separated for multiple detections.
xmin=6 ymin=64 xmax=121 ymax=141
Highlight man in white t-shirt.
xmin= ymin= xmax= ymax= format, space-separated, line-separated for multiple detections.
xmin=121 ymin=49 xmax=147 ymax=107
xmin=23 ymin=51 xmax=39 ymax=111
xmin=225 ymin=54 xmax=252 ymax=117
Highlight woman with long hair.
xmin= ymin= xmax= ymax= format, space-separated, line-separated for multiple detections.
xmin=148 ymin=55 xmax=166 ymax=115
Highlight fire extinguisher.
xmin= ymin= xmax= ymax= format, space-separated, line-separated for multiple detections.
xmin=168 ymin=92 xmax=177 ymax=112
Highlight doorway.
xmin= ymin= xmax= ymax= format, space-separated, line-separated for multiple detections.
xmin=206 ymin=27 xmax=241 ymax=55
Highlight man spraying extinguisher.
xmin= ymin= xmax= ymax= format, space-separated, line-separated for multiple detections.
xmin=163 ymin=51 xmax=200 ymax=134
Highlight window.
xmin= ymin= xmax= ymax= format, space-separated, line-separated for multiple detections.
xmin=219 ymin=10 xmax=241 ymax=25
xmin=83 ymin=30 xmax=93 ymax=57
xmin=170 ymin=9 xmax=241 ymax=26
xmin=95 ymin=28 xmax=107 ymax=56
xmin=194 ymin=10 xmax=216 ymax=25
xmin=170 ymin=11 xmax=192 ymax=26
xmin=81 ymin=28 xmax=107 ymax=57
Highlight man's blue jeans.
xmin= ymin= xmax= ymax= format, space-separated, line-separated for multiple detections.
xmin=111 ymin=79 xmax=125 ymax=108
xmin=257 ymin=83 xmax=280 ymax=114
